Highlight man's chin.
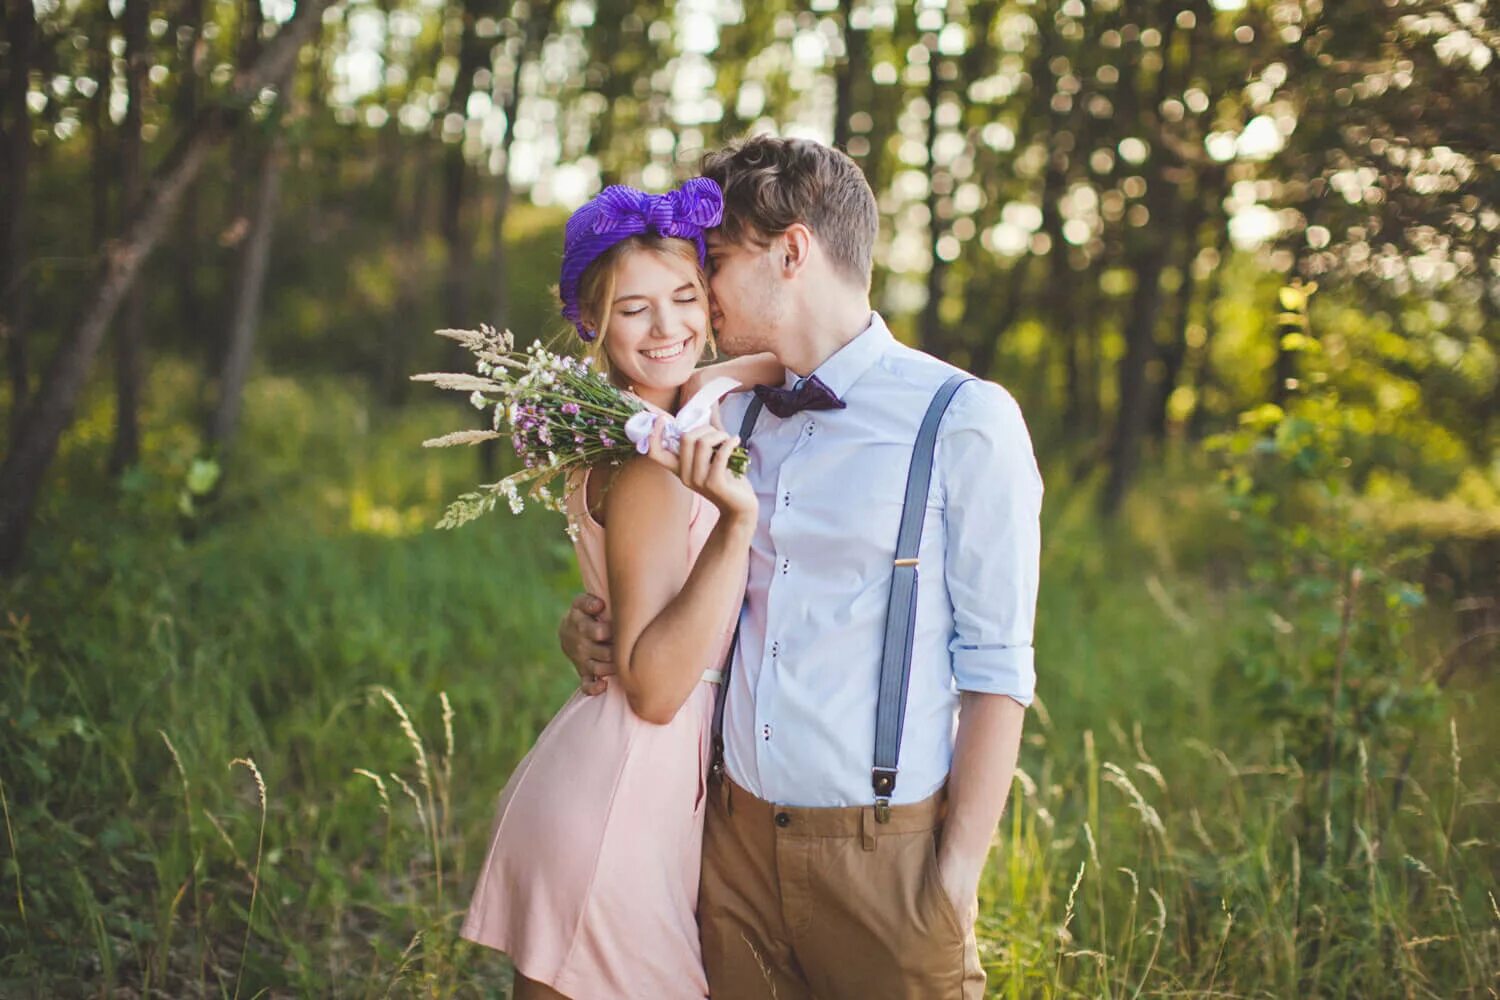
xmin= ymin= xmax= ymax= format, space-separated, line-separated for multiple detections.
xmin=717 ymin=330 xmax=761 ymax=357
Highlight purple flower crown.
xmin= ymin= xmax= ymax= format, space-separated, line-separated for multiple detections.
xmin=559 ymin=177 xmax=725 ymax=341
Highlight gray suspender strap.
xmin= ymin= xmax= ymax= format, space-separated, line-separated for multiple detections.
xmin=710 ymin=395 xmax=765 ymax=778
xmin=872 ymin=373 xmax=973 ymax=821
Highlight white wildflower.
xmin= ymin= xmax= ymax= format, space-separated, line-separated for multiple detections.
xmin=499 ymin=478 xmax=524 ymax=515
xmin=469 ymin=390 xmax=486 ymax=410
xmin=422 ymin=429 xmax=501 ymax=448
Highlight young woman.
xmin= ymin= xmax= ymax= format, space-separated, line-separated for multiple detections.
xmin=461 ymin=179 xmax=779 ymax=1000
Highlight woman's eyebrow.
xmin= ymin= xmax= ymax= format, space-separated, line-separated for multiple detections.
xmin=612 ymin=284 xmax=696 ymax=305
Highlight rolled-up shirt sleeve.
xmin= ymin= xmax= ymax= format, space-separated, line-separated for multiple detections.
xmin=939 ymin=380 xmax=1043 ymax=705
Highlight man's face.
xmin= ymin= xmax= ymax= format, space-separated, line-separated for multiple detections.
xmin=705 ymin=231 xmax=786 ymax=359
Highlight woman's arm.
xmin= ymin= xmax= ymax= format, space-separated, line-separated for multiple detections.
xmin=604 ymin=436 xmax=755 ymax=724
xmin=684 ymin=352 xmax=784 ymax=397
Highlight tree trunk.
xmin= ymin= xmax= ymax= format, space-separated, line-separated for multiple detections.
xmin=0 ymin=0 xmax=329 ymax=573
xmin=479 ymin=0 xmax=556 ymax=479
xmin=968 ymin=255 xmax=1030 ymax=381
xmin=1 ymin=0 xmax=37 ymax=444
xmin=439 ymin=3 xmax=488 ymax=335
xmin=918 ymin=36 xmax=948 ymax=357
xmin=174 ymin=0 xmax=207 ymax=367
xmin=209 ymin=129 xmax=284 ymax=453
xmin=89 ymin=0 xmax=114 ymax=247
xmin=1148 ymin=181 xmax=1206 ymax=439
xmin=1187 ymin=211 xmax=1230 ymax=440
xmin=109 ymin=0 xmax=151 ymax=476
xmin=832 ymin=0 xmax=867 ymax=153
xmin=380 ymin=137 xmax=426 ymax=406
xmin=1100 ymin=1 xmax=1178 ymax=515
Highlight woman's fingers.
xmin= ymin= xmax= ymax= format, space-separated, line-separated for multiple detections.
xmin=692 ymin=430 xmax=726 ymax=486
xmin=679 ymin=427 xmax=719 ymax=488
xmin=644 ymin=419 xmax=680 ymax=473
xmin=709 ymin=434 xmax=739 ymax=480
xmin=676 ymin=428 xmax=700 ymax=484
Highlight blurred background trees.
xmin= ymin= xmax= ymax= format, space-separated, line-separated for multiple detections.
xmin=1 ymin=0 xmax=1496 ymax=563
xmin=2 ymin=3 xmax=1497 ymax=994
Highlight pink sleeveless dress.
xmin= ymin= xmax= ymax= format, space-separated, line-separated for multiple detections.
xmin=461 ymin=467 xmax=734 ymax=999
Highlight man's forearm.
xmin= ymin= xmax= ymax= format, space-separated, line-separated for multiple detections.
xmin=940 ymin=692 xmax=1026 ymax=874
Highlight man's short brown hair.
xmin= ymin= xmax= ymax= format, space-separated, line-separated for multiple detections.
xmin=701 ymin=136 xmax=879 ymax=288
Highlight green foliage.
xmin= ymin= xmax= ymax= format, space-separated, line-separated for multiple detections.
xmin=1199 ymin=285 xmax=1489 ymax=990
xmin=2 ymin=358 xmax=1496 ymax=996
xmin=1207 ymin=284 xmax=1446 ymax=791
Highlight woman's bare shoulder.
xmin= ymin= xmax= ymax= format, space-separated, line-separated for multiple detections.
xmin=595 ymin=456 xmax=691 ymax=528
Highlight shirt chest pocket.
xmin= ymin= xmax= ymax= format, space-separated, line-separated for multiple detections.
xmin=790 ymin=449 xmax=942 ymax=538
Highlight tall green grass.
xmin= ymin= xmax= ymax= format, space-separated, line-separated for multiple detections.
xmin=1 ymin=363 xmax=1495 ymax=997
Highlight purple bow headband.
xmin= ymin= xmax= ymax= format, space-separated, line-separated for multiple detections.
xmin=559 ymin=177 xmax=724 ymax=341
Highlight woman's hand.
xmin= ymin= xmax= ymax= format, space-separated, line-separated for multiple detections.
xmin=675 ymin=426 xmax=757 ymax=526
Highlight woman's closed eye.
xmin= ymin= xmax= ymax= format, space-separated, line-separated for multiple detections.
xmin=619 ymin=292 xmax=697 ymax=316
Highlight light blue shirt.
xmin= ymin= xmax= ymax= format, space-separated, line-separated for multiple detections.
xmin=717 ymin=313 xmax=1043 ymax=808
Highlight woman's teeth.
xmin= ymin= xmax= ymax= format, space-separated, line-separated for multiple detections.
xmin=642 ymin=340 xmax=688 ymax=360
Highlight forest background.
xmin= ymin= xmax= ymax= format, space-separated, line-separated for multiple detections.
xmin=1 ymin=0 xmax=1498 ymax=996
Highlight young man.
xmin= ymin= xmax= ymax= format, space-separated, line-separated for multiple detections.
xmin=558 ymin=136 xmax=1042 ymax=998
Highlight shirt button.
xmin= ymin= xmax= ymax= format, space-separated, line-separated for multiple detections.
xmin=782 ymin=491 xmax=791 ymax=507
xmin=774 ymin=811 xmax=791 ymax=828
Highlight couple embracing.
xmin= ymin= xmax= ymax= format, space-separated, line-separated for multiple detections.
xmin=460 ymin=135 xmax=1043 ymax=999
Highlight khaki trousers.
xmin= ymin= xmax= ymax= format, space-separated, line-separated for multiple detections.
xmin=699 ymin=776 xmax=985 ymax=1000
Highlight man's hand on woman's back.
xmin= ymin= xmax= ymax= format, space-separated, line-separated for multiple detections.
xmin=560 ymin=593 xmax=616 ymax=695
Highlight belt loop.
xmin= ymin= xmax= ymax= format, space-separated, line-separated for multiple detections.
xmin=718 ymin=775 xmax=733 ymax=816
xmin=861 ymin=806 xmax=877 ymax=852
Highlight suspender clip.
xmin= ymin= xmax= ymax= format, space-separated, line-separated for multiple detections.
xmin=872 ymin=766 xmax=897 ymax=823
xmin=710 ymin=736 xmax=725 ymax=779
xmin=893 ymin=557 xmax=919 ymax=567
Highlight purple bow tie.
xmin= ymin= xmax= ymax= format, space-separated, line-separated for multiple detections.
xmin=753 ymin=375 xmax=847 ymax=419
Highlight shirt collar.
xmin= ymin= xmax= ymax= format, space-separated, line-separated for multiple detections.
xmin=782 ymin=312 xmax=895 ymax=398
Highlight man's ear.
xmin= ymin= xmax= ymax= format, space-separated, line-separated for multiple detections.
xmin=779 ymin=223 xmax=814 ymax=276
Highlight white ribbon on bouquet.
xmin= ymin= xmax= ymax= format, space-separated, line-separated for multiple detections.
xmin=622 ymin=376 xmax=743 ymax=457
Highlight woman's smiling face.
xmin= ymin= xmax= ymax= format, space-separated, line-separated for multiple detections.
xmin=599 ymin=246 xmax=710 ymax=405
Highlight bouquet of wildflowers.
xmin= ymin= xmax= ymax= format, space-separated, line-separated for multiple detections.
xmin=413 ymin=324 xmax=748 ymax=533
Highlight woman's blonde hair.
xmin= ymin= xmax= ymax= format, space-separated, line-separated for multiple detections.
xmin=571 ymin=235 xmax=716 ymax=375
